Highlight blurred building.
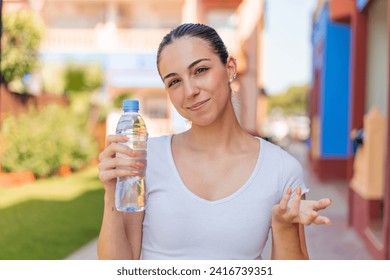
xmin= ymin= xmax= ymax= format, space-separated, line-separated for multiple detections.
xmin=3 ymin=0 xmax=265 ymax=136
xmin=310 ymin=0 xmax=351 ymax=181
xmin=309 ymin=0 xmax=390 ymax=259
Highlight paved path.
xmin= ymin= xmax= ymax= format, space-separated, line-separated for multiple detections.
xmin=65 ymin=141 xmax=372 ymax=260
xmin=65 ymin=238 xmax=98 ymax=260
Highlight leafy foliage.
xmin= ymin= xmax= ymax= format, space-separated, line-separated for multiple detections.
xmin=112 ymin=92 xmax=134 ymax=109
xmin=63 ymin=63 xmax=103 ymax=94
xmin=1 ymin=11 xmax=44 ymax=85
xmin=40 ymin=61 xmax=103 ymax=96
xmin=0 ymin=105 xmax=98 ymax=178
xmin=40 ymin=63 xmax=67 ymax=95
xmin=267 ymin=85 xmax=308 ymax=115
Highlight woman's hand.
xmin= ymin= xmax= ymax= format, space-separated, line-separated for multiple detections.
xmin=272 ymin=187 xmax=332 ymax=226
xmin=98 ymin=134 xmax=146 ymax=194
xmin=97 ymin=134 xmax=146 ymax=260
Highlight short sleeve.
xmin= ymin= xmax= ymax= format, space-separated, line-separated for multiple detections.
xmin=280 ymin=150 xmax=309 ymax=202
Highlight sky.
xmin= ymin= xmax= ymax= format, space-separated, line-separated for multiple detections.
xmin=262 ymin=0 xmax=318 ymax=95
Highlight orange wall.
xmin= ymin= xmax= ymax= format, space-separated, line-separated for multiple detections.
xmin=329 ymin=0 xmax=354 ymax=23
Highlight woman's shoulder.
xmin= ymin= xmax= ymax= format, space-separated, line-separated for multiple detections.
xmin=259 ymin=138 xmax=307 ymax=195
xmin=259 ymin=137 xmax=302 ymax=171
xmin=259 ymin=137 xmax=283 ymax=159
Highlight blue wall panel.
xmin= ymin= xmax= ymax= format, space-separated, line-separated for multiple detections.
xmin=320 ymin=21 xmax=351 ymax=158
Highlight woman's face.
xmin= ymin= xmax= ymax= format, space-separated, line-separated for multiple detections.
xmin=158 ymin=36 xmax=236 ymax=126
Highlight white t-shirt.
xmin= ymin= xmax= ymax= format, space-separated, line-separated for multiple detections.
xmin=141 ymin=134 xmax=308 ymax=260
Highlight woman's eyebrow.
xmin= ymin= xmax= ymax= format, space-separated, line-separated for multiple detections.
xmin=188 ymin=58 xmax=211 ymax=69
xmin=162 ymin=72 xmax=177 ymax=82
xmin=162 ymin=58 xmax=211 ymax=81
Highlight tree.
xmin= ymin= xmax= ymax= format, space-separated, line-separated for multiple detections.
xmin=268 ymin=85 xmax=308 ymax=115
xmin=63 ymin=62 xmax=103 ymax=94
xmin=1 ymin=10 xmax=44 ymax=89
xmin=0 ymin=0 xmax=2 ymax=82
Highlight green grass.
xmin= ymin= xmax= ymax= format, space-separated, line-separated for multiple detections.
xmin=0 ymin=167 xmax=102 ymax=208
xmin=0 ymin=167 xmax=104 ymax=260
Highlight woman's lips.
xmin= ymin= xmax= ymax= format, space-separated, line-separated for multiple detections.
xmin=187 ymin=98 xmax=211 ymax=111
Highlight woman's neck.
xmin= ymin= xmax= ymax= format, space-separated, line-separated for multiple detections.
xmin=179 ymin=103 xmax=252 ymax=153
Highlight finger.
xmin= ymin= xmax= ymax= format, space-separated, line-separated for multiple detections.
xmin=99 ymin=143 xmax=133 ymax=162
xmin=313 ymin=198 xmax=332 ymax=211
xmin=105 ymin=134 xmax=129 ymax=147
xmin=288 ymin=187 xmax=302 ymax=217
xmin=286 ymin=187 xmax=302 ymax=220
xmin=99 ymin=168 xmax=141 ymax=183
xmin=300 ymin=211 xmax=319 ymax=225
xmin=99 ymin=157 xmax=145 ymax=171
xmin=312 ymin=215 xmax=332 ymax=225
xmin=278 ymin=187 xmax=292 ymax=212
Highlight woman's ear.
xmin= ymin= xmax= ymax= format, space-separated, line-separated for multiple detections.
xmin=226 ymin=56 xmax=237 ymax=82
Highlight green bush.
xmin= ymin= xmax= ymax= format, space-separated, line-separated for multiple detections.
xmin=41 ymin=63 xmax=67 ymax=95
xmin=112 ymin=92 xmax=134 ymax=109
xmin=0 ymin=105 xmax=98 ymax=178
xmin=41 ymin=62 xmax=103 ymax=96
xmin=1 ymin=11 xmax=44 ymax=85
xmin=64 ymin=63 xmax=103 ymax=94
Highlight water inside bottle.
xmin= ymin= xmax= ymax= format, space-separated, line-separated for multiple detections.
xmin=115 ymin=175 xmax=145 ymax=212
xmin=115 ymin=134 xmax=147 ymax=212
xmin=115 ymin=109 xmax=147 ymax=212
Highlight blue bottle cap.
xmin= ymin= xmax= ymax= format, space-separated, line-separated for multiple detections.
xmin=123 ymin=99 xmax=139 ymax=112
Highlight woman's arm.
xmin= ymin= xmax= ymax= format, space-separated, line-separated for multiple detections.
xmin=271 ymin=188 xmax=331 ymax=260
xmin=97 ymin=134 xmax=145 ymax=260
xmin=97 ymin=192 xmax=144 ymax=259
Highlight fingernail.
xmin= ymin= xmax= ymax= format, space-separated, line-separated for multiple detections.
xmin=296 ymin=187 xmax=302 ymax=195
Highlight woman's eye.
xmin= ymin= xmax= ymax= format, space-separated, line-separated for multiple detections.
xmin=195 ymin=67 xmax=209 ymax=75
xmin=168 ymin=79 xmax=180 ymax=88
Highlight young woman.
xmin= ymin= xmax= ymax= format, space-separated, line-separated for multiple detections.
xmin=97 ymin=23 xmax=332 ymax=260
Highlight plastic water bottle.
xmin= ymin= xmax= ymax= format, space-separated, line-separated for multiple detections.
xmin=115 ymin=99 xmax=148 ymax=212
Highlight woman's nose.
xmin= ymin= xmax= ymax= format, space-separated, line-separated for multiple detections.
xmin=183 ymin=78 xmax=200 ymax=98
